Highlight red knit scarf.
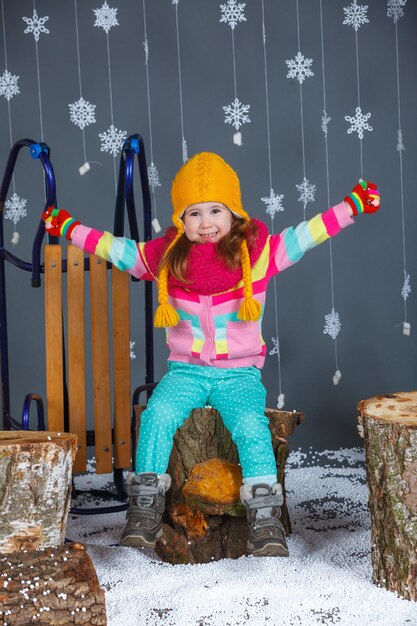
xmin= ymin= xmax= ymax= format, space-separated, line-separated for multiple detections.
xmin=143 ymin=218 xmax=268 ymax=295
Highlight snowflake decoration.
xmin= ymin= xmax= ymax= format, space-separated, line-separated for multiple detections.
xmin=99 ymin=125 xmax=127 ymax=157
xmin=223 ymin=97 xmax=250 ymax=131
xmin=401 ymin=273 xmax=411 ymax=301
xmin=321 ymin=110 xmax=331 ymax=136
xmin=148 ymin=162 xmax=162 ymax=192
xmin=345 ymin=106 xmax=373 ymax=140
xmin=69 ymin=97 xmax=96 ymax=130
xmin=261 ymin=189 xmax=284 ymax=219
xmin=269 ymin=337 xmax=280 ymax=358
xmin=387 ymin=0 xmax=407 ymax=23
xmin=4 ymin=193 xmax=27 ymax=226
xmin=182 ymin=138 xmax=188 ymax=164
xmin=286 ymin=51 xmax=314 ymax=85
xmin=93 ymin=1 xmax=119 ymax=34
xmin=397 ymin=129 xmax=405 ymax=151
xmin=130 ymin=341 xmax=136 ymax=360
xmin=323 ymin=308 xmax=341 ymax=340
xmin=172 ymin=0 xmax=179 ymax=4
xmin=296 ymin=177 xmax=316 ymax=209
xmin=23 ymin=9 xmax=49 ymax=42
xmin=220 ymin=0 xmax=246 ymax=30
xmin=343 ymin=1 xmax=369 ymax=31
xmin=0 ymin=70 xmax=20 ymax=101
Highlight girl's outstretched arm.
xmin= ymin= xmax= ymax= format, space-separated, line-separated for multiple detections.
xmin=42 ymin=207 xmax=155 ymax=281
xmin=268 ymin=180 xmax=380 ymax=276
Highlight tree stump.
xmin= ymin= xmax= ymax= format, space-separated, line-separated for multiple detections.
xmin=0 ymin=431 xmax=77 ymax=554
xmin=135 ymin=405 xmax=304 ymax=564
xmin=0 ymin=542 xmax=106 ymax=625
xmin=358 ymin=391 xmax=417 ymax=601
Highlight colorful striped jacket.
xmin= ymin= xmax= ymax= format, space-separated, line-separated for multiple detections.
xmin=72 ymin=201 xmax=353 ymax=369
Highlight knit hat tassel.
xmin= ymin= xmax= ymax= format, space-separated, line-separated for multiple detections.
xmin=238 ymin=295 xmax=262 ymax=322
xmin=154 ymin=301 xmax=180 ymax=328
xmin=237 ymin=240 xmax=262 ymax=323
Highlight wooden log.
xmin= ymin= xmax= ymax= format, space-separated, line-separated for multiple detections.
xmin=135 ymin=405 xmax=304 ymax=564
xmin=0 ymin=431 xmax=77 ymax=554
xmin=357 ymin=391 xmax=417 ymax=601
xmin=0 ymin=542 xmax=106 ymax=625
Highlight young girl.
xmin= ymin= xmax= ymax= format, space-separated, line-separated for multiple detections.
xmin=43 ymin=152 xmax=380 ymax=557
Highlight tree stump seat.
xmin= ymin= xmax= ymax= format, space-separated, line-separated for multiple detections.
xmin=134 ymin=405 xmax=304 ymax=564
xmin=358 ymin=391 xmax=417 ymax=601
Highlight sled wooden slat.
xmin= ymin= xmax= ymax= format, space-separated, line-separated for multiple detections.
xmin=112 ymin=266 xmax=131 ymax=469
xmin=89 ymin=254 xmax=113 ymax=474
xmin=44 ymin=245 xmax=64 ymax=432
xmin=67 ymin=245 xmax=87 ymax=472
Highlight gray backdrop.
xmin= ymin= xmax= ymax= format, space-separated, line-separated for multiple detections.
xmin=1 ymin=0 xmax=416 ymax=452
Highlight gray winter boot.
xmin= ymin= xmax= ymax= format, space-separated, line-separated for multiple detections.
xmin=240 ymin=481 xmax=289 ymax=557
xmin=120 ymin=472 xmax=171 ymax=548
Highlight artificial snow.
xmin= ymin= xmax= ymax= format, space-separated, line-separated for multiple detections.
xmin=63 ymin=448 xmax=417 ymax=626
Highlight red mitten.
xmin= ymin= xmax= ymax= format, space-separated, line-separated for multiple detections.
xmin=42 ymin=206 xmax=80 ymax=240
xmin=344 ymin=181 xmax=380 ymax=216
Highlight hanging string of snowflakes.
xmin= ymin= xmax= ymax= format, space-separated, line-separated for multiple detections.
xmin=142 ymin=0 xmax=163 ymax=233
xmin=386 ymin=0 xmax=410 ymax=335
xmin=0 ymin=0 xmax=26 ymax=245
xmin=285 ymin=0 xmax=315 ymax=220
xmin=9 ymin=2 xmax=50 ymax=245
xmin=259 ymin=0 xmax=285 ymax=408
xmin=172 ymin=0 xmax=188 ymax=164
xmin=69 ymin=0 xmax=98 ymax=176
xmin=318 ymin=0 xmax=343 ymax=385
xmin=94 ymin=1 xmax=127 ymax=186
xmin=219 ymin=0 xmax=250 ymax=146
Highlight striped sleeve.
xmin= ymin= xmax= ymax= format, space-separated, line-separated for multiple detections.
xmin=268 ymin=201 xmax=354 ymax=276
xmin=71 ymin=225 xmax=155 ymax=280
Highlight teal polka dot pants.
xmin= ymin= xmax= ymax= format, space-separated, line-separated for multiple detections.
xmin=136 ymin=361 xmax=277 ymax=478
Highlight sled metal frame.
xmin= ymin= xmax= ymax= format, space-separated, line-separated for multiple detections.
xmin=0 ymin=135 xmax=155 ymax=514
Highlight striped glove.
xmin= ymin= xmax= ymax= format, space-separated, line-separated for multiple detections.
xmin=42 ymin=206 xmax=80 ymax=240
xmin=344 ymin=180 xmax=380 ymax=216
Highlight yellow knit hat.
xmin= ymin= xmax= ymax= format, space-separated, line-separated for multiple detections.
xmin=153 ymin=152 xmax=261 ymax=327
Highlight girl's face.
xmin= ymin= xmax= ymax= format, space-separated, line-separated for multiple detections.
xmin=182 ymin=202 xmax=233 ymax=244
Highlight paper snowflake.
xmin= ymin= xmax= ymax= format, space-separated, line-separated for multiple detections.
xmin=296 ymin=177 xmax=316 ymax=209
xmin=69 ymin=97 xmax=96 ymax=130
xmin=23 ymin=9 xmax=49 ymax=42
xmin=269 ymin=337 xmax=280 ymax=357
xmin=4 ymin=193 xmax=27 ymax=226
xmin=286 ymin=51 xmax=314 ymax=85
xmin=148 ymin=162 xmax=162 ymax=192
xmin=0 ymin=70 xmax=20 ymax=101
xmin=343 ymin=1 xmax=369 ymax=31
xmin=261 ymin=189 xmax=284 ymax=219
xmin=345 ymin=106 xmax=373 ymax=140
xmin=172 ymin=0 xmax=179 ymax=4
xmin=93 ymin=1 xmax=119 ymax=34
xmin=323 ymin=308 xmax=341 ymax=340
xmin=220 ymin=0 xmax=246 ymax=30
xmin=182 ymin=138 xmax=188 ymax=164
xmin=223 ymin=97 xmax=250 ymax=131
xmin=397 ymin=129 xmax=405 ymax=151
xmin=387 ymin=0 xmax=407 ymax=23
xmin=99 ymin=125 xmax=127 ymax=157
xmin=321 ymin=110 xmax=331 ymax=136
xmin=401 ymin=273 xmax=411 ymax=301
xmin=130 ymin=341 xmax=136 ymax=360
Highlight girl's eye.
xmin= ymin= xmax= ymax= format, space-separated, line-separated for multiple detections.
xmin=188 ymin=211 xmax=199 ymax=217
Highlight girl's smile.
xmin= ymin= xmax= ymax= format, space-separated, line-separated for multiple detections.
xmin=182 ymin=202 xmax=233 ymax=243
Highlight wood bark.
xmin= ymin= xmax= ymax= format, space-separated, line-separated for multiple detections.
xmin=0 ymin=542 xmax=106 ymax=625
xmin=0 ymin=431 xmax=77 ymax=554
xmin=135 ymin=405 xmax=304 ymax=564
xmin=358 ymin=391 xmax=417 ymax=601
